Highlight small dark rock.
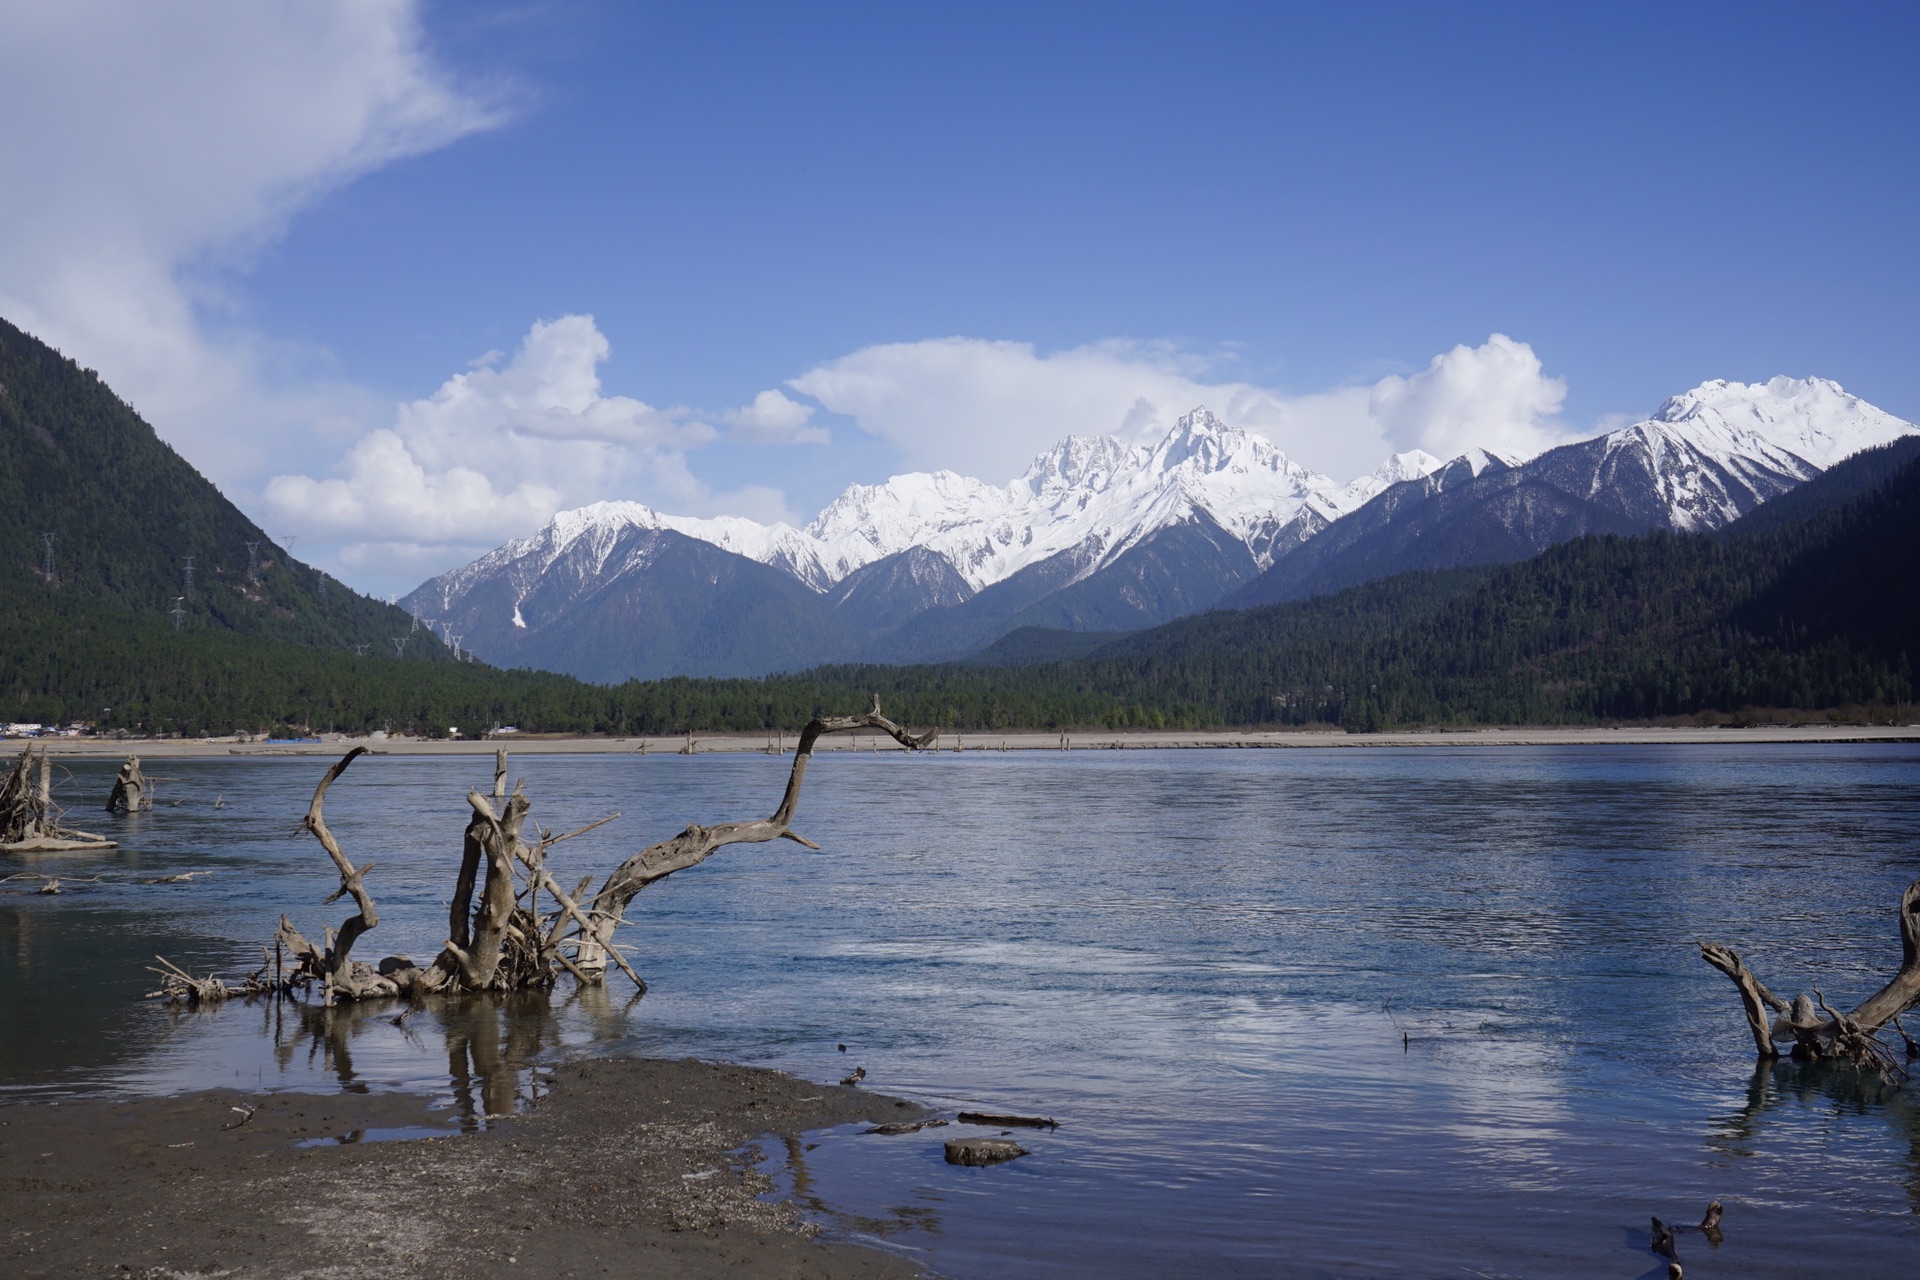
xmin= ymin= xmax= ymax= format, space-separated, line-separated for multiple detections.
xmin=945 ymin=1137 xmax=1027 ymax=1166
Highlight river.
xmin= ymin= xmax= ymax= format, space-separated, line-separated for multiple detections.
xmin=2 ymin=744 xmax=1917 ymax=1277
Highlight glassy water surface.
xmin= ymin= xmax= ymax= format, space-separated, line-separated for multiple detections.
xmin=2 ymin=745 xmax=1917 ymax=1278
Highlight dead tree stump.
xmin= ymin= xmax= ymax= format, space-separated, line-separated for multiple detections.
xmin=267 ymin=698 xmax=937 ymax=1003
xmin=1701 ymin=877 xmax=1920 ymax=1080
xmin=105 ymin=756 xmax=152 ymax=812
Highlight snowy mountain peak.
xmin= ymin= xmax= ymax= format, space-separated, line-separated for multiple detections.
xmin=425 ymin=378 xmax=1914 ymax=614
xmin=1150 ymin=405 xmax=1249 ymax=468
xmin=1648 ymin=376 xmax=1913 ymax=469
xmin=1018 ymin=433 xmax=1134 ymax=496
xmin=1458 ymin=447 xmax=1514 ymax=477
xmin=1334 ymin=448 xmax=1448 ymax=508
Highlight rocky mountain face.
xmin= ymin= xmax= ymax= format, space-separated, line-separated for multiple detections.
xmin=401 ymin=523 xmax=857 ymax=683
xmin=403 ymin=378 xmax=1914 ymax=681
xmin=1224 ymin=377 xmax=1916 ymax=609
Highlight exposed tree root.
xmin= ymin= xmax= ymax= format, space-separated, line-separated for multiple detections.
xmin=1701 ymin=877 xmax=1920 ymax=1082
xmin=1 ymin=744 xmax=116 ymax=851
xmin=257 ymin=698 xmax=936 ymax=1004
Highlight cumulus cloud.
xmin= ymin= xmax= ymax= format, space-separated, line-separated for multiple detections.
xmin=784 ymin=334 xmax=1574 ymax=483
xmin=0 ymin=0 xmax=501 ymax=485
xmin=267 ymin=315 xmax=715 ymax=545
xmin=726 ymin=388 xmax=830 ymax=445
xmin=788 ymin=338 xmax=1321 ymax=480
xmin=267 ymin=315 xmax=799 ymax=589
xmin=1368 ymin=334 xmax=1575 ymax=462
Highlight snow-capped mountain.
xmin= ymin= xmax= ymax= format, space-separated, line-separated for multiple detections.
xmin=1555 ymin=376 xmax=1914 ymax=531
xmin=1227 ymin=376 xmax=1916 ymax=609
xmin=417 ymin=408 xmax=1442 ymax=609
xmin=405 ymin=376 xmax=1913 ymax=681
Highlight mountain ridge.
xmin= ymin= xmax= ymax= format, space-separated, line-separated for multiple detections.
xmin=405 ymin=375 xmax=1914 ymax=683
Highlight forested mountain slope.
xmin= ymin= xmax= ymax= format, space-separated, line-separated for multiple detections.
xmin=3 ymin=398 xmax=1913 ymax=736
xmin=0 ymin=317 xmax=440 ymax=656
xmin=1079 ymin=437 xmax=1920 ymax=725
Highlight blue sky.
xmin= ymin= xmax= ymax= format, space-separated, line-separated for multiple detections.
xmin=2 ymin=2 xmax=1915 ymax=594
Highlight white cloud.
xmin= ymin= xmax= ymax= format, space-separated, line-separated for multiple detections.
xmin=786 ymin=334 xmax=1578 ymax=482
xmin=725 ymin=388 xmax=830 ymax=445
xmin=0 ymin=1 xmax=501 ymax=486
xmin=269 ymin=314 xmax=700 ymax=538
xmin=786 ymin=338 xmax=1306 ymax=479
xmin=267 ymin=315 xmax=793 ymax=585
xmin=1368 ymin=334 xmax=1575 ymax=462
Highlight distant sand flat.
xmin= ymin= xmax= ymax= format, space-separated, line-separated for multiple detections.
xmin=27 ymin=724 xmax=1920 ymax=758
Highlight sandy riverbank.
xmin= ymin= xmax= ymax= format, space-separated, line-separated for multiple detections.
xmin=0 ymin=1057 xmax=930 ymax=1279
xmin=24 ymin=723 xmax=1920 ymax=758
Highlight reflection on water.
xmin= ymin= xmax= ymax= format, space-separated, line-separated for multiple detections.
xmin=2 ymin=745 xmax=1919 ymax=1277
xmin=1710 ymin=1057 xmax=1920 ymax=1215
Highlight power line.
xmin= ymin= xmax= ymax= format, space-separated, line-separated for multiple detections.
xmin=351 ymin=643 xmax=370 ymax=657
xmin=244 ymin=540 xmax=260 ymax=586
xmin=41 ymin=532 xmax=55 ymax=583
xmin=182 ymin=556 xmax=195 ymax=597
xmin=169 ymin=596 xmax=186 ymax=630
xmin=390 ymin=636 xmax=410 ymax=658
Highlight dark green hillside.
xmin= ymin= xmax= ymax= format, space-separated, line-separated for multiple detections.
xmin=1066 ymin=438 xmax=1920 ymax=726
xmin=0 ymin=317 xmax=445 ymax=655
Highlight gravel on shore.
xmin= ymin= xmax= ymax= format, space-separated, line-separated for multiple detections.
xmin=0 ymin=1057 xmax=930 ymax=1279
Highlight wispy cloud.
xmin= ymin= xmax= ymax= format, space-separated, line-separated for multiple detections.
xmin=0 ymin=0 xmax=504 ymax=486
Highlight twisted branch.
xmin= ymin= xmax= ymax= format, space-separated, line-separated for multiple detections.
xmin=1700 ymin=877 xmax=1920 ymax=1079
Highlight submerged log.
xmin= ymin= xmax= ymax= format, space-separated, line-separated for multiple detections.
xmin=1701 ymin=877 xmax=1920 ymax=1079
xmin=957 ymin=1110 xmax=1058 ymax=1130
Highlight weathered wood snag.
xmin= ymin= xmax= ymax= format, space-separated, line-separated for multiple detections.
xmin=1701 ymin=877 xmax=1920 ymax=1080
xmin=105 ymin=756 xmax=153 ymax=812
xmin=267 ymin=698 xmax=936 ymax=1004
xmin=0 ymin=744 xmax=116 ymax=852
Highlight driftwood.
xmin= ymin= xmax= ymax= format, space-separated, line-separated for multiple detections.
xmin=957 ymin=1110 xmax=1058 ymax=1130
xmin=261 ymin=698 xmax=936 ymax=1004
xmin=106 ymin=756 xmax=153 ymax=812
xmin=1649 ymin=1200 xmax=1725 ymax=1268
xmin=1701 ymin=877 xmax=1920 ymax=1080
xmin=1 ymin=745 xmax=116 ymax=851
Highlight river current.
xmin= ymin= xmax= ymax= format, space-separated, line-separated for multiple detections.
xmin=2 ymin=744 xmax=1917 ymax=1277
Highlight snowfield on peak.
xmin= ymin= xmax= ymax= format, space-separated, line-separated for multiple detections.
xmin=416 ymin=378 xmax=1913 ymax=616
xmin=1574 ymin=376 xmax=1917 ymax=531
xmin=796 ymin=408 xmax=1395 ymax=591
xmin=1650 ymin=376 xmax=1911 ymax=470
xmin=445 ymin=408 xmax=1451 ymax=599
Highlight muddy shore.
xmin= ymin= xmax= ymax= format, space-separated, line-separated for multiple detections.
xmin=0 ymin=1058 xmax=930 ymax=1279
